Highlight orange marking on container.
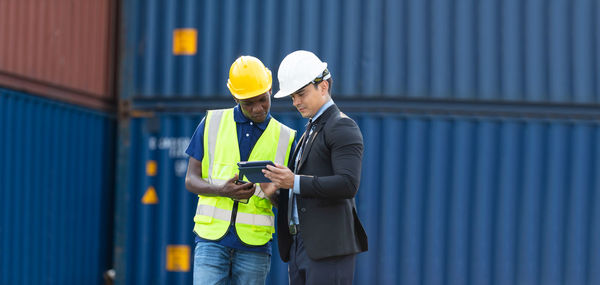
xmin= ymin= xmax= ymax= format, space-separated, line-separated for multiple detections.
xmin=141 ymin=186 xmax=159 ymax=204
xmin=146 ymin=160 xmax=157 ymax=176
xmin=173 ymin=28 xmax=197 ymax=55
xmin=166 ymin=245 xmax=191 ymax=272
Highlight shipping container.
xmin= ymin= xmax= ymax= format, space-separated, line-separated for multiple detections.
xmin=114 ymin=109 xmax=600 ymax=284
xmin=0 ymin=0 xmax=118 ymax=110
xmin=119 ymin=0 xmax=599 ymax=104
xmin=114 ymin=114 xmax=199 ymax=285
xmin=0 ymin=88 xmax=116 ymax=284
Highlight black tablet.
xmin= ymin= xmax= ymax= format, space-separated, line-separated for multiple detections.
xmin=237 ymin=160 xmax=275 ymax=183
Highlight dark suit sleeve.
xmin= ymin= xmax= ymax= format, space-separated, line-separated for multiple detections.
xmin=299 ymin=116 xmax=364 ymax=199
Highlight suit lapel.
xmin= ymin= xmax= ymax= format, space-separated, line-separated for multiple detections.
xmin=297 ymin=123 xmax=322 ymax=170
xmin=296 ymin=105 xmax=339 ymax=172
xmin=290 ymin=131 xmax=307 ymax=171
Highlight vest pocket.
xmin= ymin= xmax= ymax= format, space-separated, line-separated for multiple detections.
xmin=251 ymin=224 xmax=275 ymax=234
xmin=254 ymin=197 xmax=271 ymax=209
xmin=212 ymin=161 xmax=236 ymax=180
xmin=194 ymin=196 xmax=218 ymax=224
xmin=194 ymin=214 xmax=213 ymax=224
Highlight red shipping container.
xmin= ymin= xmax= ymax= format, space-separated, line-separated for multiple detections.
xmin=0 ymin=0 xmax=117 ymax=110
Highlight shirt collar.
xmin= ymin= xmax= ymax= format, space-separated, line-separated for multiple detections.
xmin=310 ymin=99 xmax=334 ymax=122
xmin=233 ymin=105 xmax=271 ymax=130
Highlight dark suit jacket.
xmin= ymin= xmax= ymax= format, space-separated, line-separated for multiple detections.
xmin=277 ymin=104 xmax=368 ymax=261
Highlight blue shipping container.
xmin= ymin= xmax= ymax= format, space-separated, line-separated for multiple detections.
xmin=120 ymin=0 xmax=599 ymax=103
xmin=0 ymin=88 xmax=116 ymax=284
xmin=114 ymin=109 xmax=600 ymax=284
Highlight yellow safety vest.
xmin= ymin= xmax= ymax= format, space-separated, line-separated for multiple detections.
xmin=194 ymin=108 xmax=295 ymax=246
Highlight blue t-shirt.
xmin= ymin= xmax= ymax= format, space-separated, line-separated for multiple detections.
xmin=185 ymin=105 xmax=296 ymax=254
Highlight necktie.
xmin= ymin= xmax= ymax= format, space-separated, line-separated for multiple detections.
xmin=289 ymin=119 xmax=313 ymax=225
xmin=295 ymin=119 xmax=313 ymax=169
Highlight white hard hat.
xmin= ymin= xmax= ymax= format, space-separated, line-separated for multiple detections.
xmin=274 ymin=50 xmax=331 ymax=98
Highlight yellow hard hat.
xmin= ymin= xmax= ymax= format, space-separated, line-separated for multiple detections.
xmin=227 ymin=56 xmax=272 ymax=99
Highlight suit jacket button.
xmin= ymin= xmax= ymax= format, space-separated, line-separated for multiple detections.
xmin=301 ymin=208 xmax=306 ymax=212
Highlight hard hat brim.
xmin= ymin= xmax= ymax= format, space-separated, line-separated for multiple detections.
xmin=229 ymin=77 xmax=272 ymax=100
xmin=273 ymin=89 xmax=292 ymax=98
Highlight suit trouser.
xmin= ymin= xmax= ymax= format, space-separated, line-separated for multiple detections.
xmin=289 ymin=232 xmax=356 ymax=285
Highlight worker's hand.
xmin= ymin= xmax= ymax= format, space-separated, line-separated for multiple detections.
xmin=221 ymin=175 xmax=255 ymax=201
xmin=262 ymin=163 xmax=295 ymax=189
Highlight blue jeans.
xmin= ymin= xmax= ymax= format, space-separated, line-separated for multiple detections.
xmin=193 ymin=241 xmax=271 ymax=285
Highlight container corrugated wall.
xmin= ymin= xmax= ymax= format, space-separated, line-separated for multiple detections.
xmin=352 ymin=113 xmax=600 ymax=285
xmin=114 ymin=114 xmax=198 ymax=284
xmin=115 ymin=111 xmax=600 ymax=284
xmin=0 ymin=0 xmax=117 ymax=110
xmin=117 ymin=0 xmax=599 ymax=283
xmin=120 ymin=0 xmax=599 ymax=103
xmin=0 ymin=88 xmax=116 ymax=284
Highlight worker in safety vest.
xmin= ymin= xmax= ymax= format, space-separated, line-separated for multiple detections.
xmin=185 ymin=56 xmax=296 ymax=285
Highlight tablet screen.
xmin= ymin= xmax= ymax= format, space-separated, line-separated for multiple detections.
xmin=237 ymin=160 xmax=274 ymax=183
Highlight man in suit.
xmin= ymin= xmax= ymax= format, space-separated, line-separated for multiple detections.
xmin=262 ymin=50 xmax=368 ymax=285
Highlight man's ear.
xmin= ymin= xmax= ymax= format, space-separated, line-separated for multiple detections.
xmin=234 ymin=98 xmax=239 ymax=104
xmin=319 ymin=81 xmax=329 ymax=95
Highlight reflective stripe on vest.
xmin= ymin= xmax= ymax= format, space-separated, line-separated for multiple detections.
xmin=194 ymin=108 xmax=295 ymax=246
xmin=195 ymin=204 xmax=274 ymax=227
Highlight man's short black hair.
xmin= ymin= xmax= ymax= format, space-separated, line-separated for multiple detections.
xmin=312 ymin=78 xmax=332 ymax=95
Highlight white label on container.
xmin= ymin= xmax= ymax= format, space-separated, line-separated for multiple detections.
xmin=149 ymin=137 xmax=190 ymax=158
